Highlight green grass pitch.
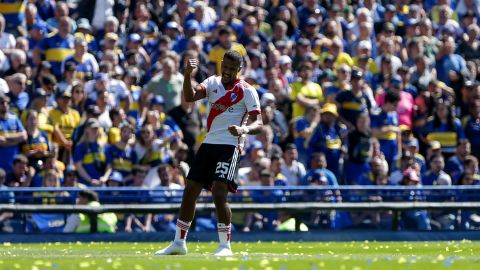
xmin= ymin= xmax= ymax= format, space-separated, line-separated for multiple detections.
xmin=0 ymin=241 xmax=479 ymax=270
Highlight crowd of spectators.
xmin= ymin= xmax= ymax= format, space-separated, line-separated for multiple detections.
xmin=0 ymin=0 xmax=480 ymax=232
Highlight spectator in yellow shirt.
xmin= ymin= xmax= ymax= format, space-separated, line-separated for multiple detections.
xmin=289 ymin=62 xmax=324 ymax=119
xmin=321 ymin=37 xmax=354 ymax=69
xmin=48 ymin=90 xmax=80 ymax=164
xmin=208 ymin=27 xmax=246 ymax=75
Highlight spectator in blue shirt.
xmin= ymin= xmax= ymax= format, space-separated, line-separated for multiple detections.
xmin=73 ymin=119 xmax=110 ymax=186
xmin=0 ymin=93 xmax=27 ymax=172
xmin=422 ymin=154 xmax=452 ymax=186
xmin=464 ymin=99 xmax=480 ymax=158
xmin=308 ymin=103 xmax=347 ymax=175
xmin=445 ymin=139 xmax=471 ymax=183
xmin=421 ymin=99 xmax=465 ymax=155
xmin=6 ymin=73 xmax=29 ymax=116
xmin=336 ymin=69 xmax=373 ymax=130
xmin=371 ymin=90 xmax=401 ymax=169
xmin=302 ymin=152 xmax=338 ymax=187
xmin=293 ymin=105 xmax=320 ymax=165
xmin=435 ymin=36 xmax=469 ymax=86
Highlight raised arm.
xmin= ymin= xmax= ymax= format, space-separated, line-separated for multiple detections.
xmin=183 ymin=59 xmax=206 ymax=102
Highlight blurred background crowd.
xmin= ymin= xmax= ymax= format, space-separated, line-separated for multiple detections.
xmin=0 ymin=0 xmax=480 ymax=232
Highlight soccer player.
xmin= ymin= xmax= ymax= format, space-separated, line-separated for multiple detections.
xmin=155 ymin=50 xmax=263 ymax=256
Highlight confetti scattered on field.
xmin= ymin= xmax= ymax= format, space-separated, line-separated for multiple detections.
xmin=0 ymin=241 xmax=479 ymax=269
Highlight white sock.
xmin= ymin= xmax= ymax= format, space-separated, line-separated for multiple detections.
xmin=174 ymin=219 xmax=191 ymax=243
xmin=217 ymin=223 xmax=231 ymax=246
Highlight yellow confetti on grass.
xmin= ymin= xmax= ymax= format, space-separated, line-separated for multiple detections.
xmin=437 ymin=254 xmax=445 ymax=261
xmin=398 ymin=257 xmax=407 ymax=264
xmin=3 ymin=242 xmax=11 ymax=246
xmin=260 ymin=259 xmax=269 ymax=267
xmin=79 ymin=262 xmax=91 ymax=268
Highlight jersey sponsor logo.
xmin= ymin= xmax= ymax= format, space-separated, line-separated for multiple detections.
xmin=206 ymin=85 xmax=244 ymax=131
xmin=230 ymin=93 xmax=238 ymax=102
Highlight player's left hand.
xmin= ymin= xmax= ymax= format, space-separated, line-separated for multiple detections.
xmin=228 ymin=125 xmax=244 ymax=136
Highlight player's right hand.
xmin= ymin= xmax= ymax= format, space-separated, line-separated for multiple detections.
xmin=184 ymin=59 xmax=198 ymax=75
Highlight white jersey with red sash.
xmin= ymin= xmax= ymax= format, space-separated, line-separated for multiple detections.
xmin=199 ymin=76 xmax=261 ymax=147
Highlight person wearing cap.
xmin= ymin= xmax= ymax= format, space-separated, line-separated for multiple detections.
xmin=422 ymin=154 xmax=452 ymax=186
xmin=5 ymin=154 xmax=33 ymax=187
xmin=20 ymin=110 xmax=51 ymax=171
xmin=371 ymin=90 xmax=401 ymax=168
xmin=308 ymin=103 xmax=347 ymax=176
xmin=208 ymin=26 xmax=247 ymax=75
xmin=73 ymin=118 xmax=110 ymax=186
xmin=125 ymin=32 xmax=151 ymax=69
xmin=403 ymin=137 xmax=427 ymax=175
xmin=0 ymin=93 xmax=27 ymax=172
xmin=62 ymin=36 xmax=99 ymax=81
xmin=34 ymin=16 xmax=75 ymax=78
xmin=335 ymin=68 xmax=373 ymax=129
xmin=173 ymin=20 xmax=201 ymax=54
xmin=399 ymin=167 xmax=431 ymax=230
xmin=48 ymin=89 xmax=81 ymax=164
xmin=421 ymin=99 xmax=465 ymax=155
xmin=71 ymin=104 xmax=103 ymax=147
xmin=105 ymin=170 xmax=124 ymax=187
xmin=290 ymin=62 xmax=324 ymax=119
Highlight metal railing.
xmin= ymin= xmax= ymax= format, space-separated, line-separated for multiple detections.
xmin=1 ymin=186 xmax=480 ymax=232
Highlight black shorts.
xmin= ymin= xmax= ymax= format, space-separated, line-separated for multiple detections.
xmin=187 ymin=143 xmax=240 ymax=193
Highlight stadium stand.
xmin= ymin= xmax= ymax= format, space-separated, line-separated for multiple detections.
xmin=0 ymin=0 xmax=479 ymax=234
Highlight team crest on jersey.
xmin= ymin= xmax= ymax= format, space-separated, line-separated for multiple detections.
xmin=230 ymin=93 xmax=238 ymax=102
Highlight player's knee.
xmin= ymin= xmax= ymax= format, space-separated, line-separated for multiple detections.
xmin=211 ymin=183 xmax=228 ymax=204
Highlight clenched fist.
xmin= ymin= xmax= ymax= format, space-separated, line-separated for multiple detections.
xmin=184 ymin=59 xmax=198 ymax=75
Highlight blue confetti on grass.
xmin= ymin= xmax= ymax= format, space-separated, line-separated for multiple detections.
xmin=443 ymin=260 xmax=453 ymax=266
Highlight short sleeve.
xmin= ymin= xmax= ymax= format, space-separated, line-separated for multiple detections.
xmin=370 ymin=113 xmax=381 ymax=129
xmin=289 ymin=83 xmax=298 ymax=100
xmin=36 ymin=38 xmax=48 ymax=51
xmin=244 ymin=86 xmax=261 ymax=116
xmin=295 ymin=119 xmax=309 ymax=133
xmin=335 ymin=91 xmax=345 ymax=104
xmin=455 ymin=119 xmax=465 ymax=139
xmin=73 ymin=144 xmax=85 ymax=163
xmin=105 ymin=145 xmax=113 ymax=164
xmin=199 ymin=76 xmax=216 ymax=96
xmin=15 ymin=117 xmax=25 ymax=132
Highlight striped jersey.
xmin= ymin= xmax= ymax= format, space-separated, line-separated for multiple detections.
xmin=199 ymin=76 xmax=260 ymax=147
